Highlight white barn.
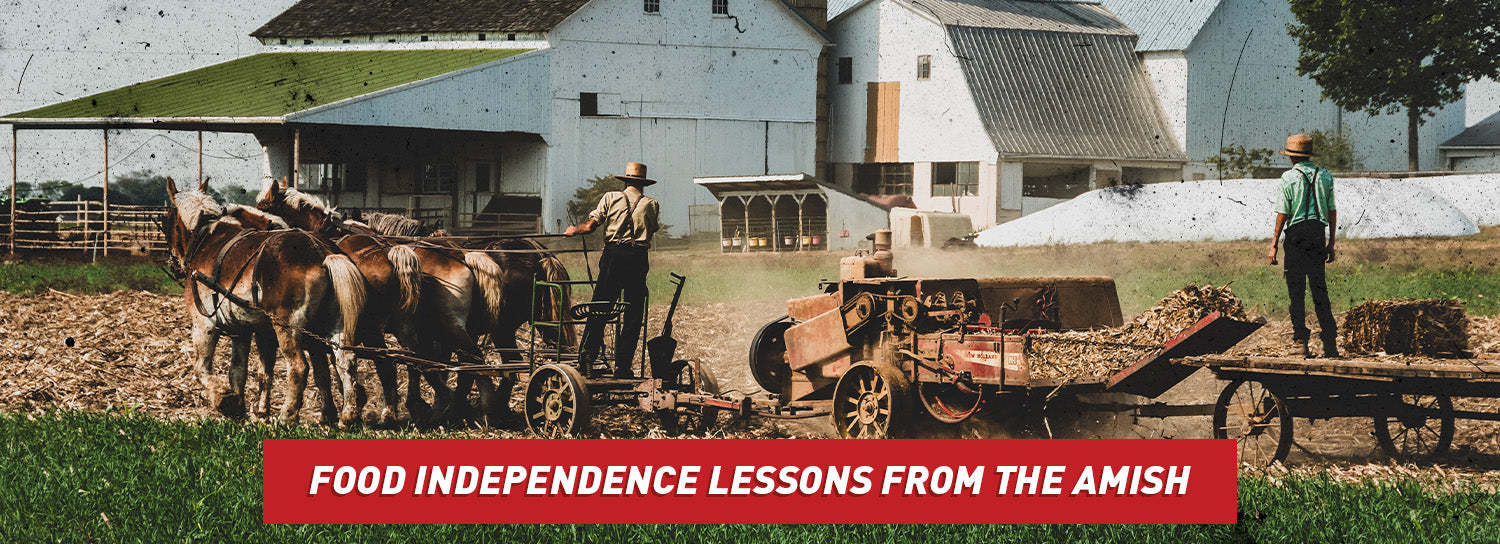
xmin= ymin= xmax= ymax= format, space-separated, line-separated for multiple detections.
xmin=3 ymin=0 xmax=828 ymax=236
xmin=1099 ymin=0 xmax=1467 ymax=174
xmin=826 ymin=0 xmax=1186 ymax=229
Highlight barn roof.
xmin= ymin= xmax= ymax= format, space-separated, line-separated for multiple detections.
xmin=1441 ymin=111 xmax=1500 ymax=149
xmin=1096 ymin=0 xmax=1222 ymax=52
xmin=832 ymin=0 xmax=1130 ymax=36
xmin=2 ymin=49 xmax=529 ymax=123
xmin=252 ymin=0 xmax=592 ymax=39
xmin=949 ymin=26 xmax=1184 ymax=161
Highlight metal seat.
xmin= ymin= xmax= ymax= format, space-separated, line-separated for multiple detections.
xmin=569 ymin=300 xmax=631 ymax=321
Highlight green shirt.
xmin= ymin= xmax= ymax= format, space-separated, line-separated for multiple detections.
xmin=1278 ymin=162 xmax=1335 ymax=226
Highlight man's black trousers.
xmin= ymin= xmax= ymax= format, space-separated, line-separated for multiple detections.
xmin=580 ymin=244 xmax=649 ymax=372
xmin=1283 ymin=220 xmax=1337 ymax=348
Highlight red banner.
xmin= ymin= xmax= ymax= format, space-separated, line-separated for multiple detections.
xmin=263 ymin=439 xmax=1236 ymax=524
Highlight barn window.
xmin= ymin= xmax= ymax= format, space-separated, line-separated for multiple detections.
xmin=837 ymin=57 xmax=852 ymax=85
xmin=422 ymin=164 xmax=456 ymax=194
xmin=854 ymin=163 xmax=913 ymax=196
xmin=478 ymin=33 xmax=486 ymax=41
xmin=932 ymin=162 xmax=978 ymax=196
xmin=580 ymin=92 xmax=599 ymax=116
xmin=645 ymin=0 xmax=660 ymax=13
xmin=916 ymin=55 xmax=931 ymax=80
xmin=713 ymin=0 xmax=729 ymax=15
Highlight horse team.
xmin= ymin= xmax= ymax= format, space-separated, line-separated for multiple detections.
xmin=162 ymin=178 xmax=572 ymax=427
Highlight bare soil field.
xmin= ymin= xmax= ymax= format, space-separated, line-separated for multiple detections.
xmin=3 ymin=289 xmax=1500 ymax=477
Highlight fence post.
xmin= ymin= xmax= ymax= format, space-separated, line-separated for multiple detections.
xmin=102 ymin=129 xmax=109 ymax=256
xmin=8 ymin=125 xmax=15 ymax=255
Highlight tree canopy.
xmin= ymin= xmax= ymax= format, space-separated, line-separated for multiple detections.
xmin=1288 ymin=0 xmax=1500 ymax=170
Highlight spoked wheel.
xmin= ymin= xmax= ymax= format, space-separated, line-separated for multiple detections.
xmin=1212 ymin=379 xmax=1293 ymax=466
xmin=832 ymin=361 xmax=911 ymax=438
xmin=1374 ymin=394 xmax=1454 ymax=461
xmin=917 ymin=382 xmax=985 ymax=424
xmin=524 ymin=364 xmax=591 ymax=437
xmin=659 ymin=360 xmax=722 ymax=435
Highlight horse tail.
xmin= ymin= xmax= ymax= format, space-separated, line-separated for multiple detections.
xmin=387 ymin=244 xmax=422 ymax=319
xmin=464 ymin=251 xmax=505 ymax=330
xmin=322 ymin=254 xmax=368 ymax=344
xmin=537 ymin=245 xmax=575 ymax=348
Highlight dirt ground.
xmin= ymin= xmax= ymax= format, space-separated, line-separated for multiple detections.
xmin=3 ymin=290 xmax=1500 ymax=477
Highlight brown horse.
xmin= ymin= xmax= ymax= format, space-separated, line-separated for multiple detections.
xmin=163 ymin=181 xmax=368 ymax=426
xmin=257 ymin=180 xmax=508 ymax=424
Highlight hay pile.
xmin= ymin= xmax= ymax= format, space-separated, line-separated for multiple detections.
xmin=1026 ymin=284 xmax=1248 ymax=380
xmin=1340 ymin=299 xmax=1468 ymax=356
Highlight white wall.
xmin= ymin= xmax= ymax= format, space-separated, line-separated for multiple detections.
xmin=545 ymin=0 xmax=824 ymax=235
xmin=293 ymin=50 xmax=552 ymax=134
xmin=1142 ymin=51 xmax=1188 ymax=155
xmin=1184 ymin=0 xmax=1463 ymax=171
xmin=1468 ymin=78 xmax=1500 ymax=127
xmin=827 ymin=1 xmax=880 ymax=164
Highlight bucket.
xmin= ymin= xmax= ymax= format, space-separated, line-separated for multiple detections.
xmin=732 ymin=238 xmax=742 ymax=247
xmin=783 ymin=236 xmax=795 ymax=246
xmin=812 ymin=235 xmax=823 ymax=245
xmin=722 ymin=238 xmax=732 ymax=248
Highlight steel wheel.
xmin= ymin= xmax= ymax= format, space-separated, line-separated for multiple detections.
xmin=748 ymin=316 xmax=795 ymax=394
xmin=1212 ymin=379 xmax=1293 ymax=466
xmin=832 ymin=361 xmax=911 ymax=438
xmin=917 ymin=382 xmax=984 ymax=424
xmin=1375 ymin=394 xmax=1454 ymax=461
xmin=659 ymin=360 xmax=722 ymax=435
xmin=524 ymin=364 xmax=591 ymax=437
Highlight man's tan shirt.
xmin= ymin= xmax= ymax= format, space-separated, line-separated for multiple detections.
xmin=588 ymin=185 xmax=660 ymax=245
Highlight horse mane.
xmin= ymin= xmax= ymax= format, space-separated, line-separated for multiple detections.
xmin=224 ymin=204 xmax=289 ymax=229
xmin=281 ymin=186 xmax=332 ymax=216
xmin=366 ymin=212 xmax=427 ymax=237
xmin=174 ymin=192 xmax=224 ymax=231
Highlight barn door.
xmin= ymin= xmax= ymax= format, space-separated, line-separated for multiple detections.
xmin=865 ymin=82 xmax=900 ymax=163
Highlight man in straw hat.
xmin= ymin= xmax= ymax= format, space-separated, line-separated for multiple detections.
xmin=565 ymin=162 xmax=661 ymax=378
xmin=1267 ymin=134 xmax=1339 ymax=358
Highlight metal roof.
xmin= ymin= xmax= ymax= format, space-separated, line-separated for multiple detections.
xmin=253 ymin=0 xmax=591 ymax=38
xmin=1441 ymin=111 xmax=1500 ymax=149
xmin=832 ymin=0 xmax=1128 ymax=35
xmin=910 ymin=0 xmax=1131 ymax=35
xmin=949 ymin=26 xmax=1185 ymax=161
xmin=1096 ymin=0 xmax=1222 ymax=52
xmin=3 ymin=49 xmax=529 ymax=121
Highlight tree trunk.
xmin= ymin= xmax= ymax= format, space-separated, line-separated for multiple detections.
xmin=1408 ymin=107 xmax=1420 ymax=172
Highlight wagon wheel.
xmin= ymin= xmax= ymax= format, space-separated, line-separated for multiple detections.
xmin=658 ymin=360 xmax=722 ymax=435
xmin=524 ymin=364 xmax=591 ymax=437
xmin=1212 ymin=379 xmax=1293 ymax=466
xmin=917 ymin=381 xmax=985 ymax=424
xmin=1374 ymin=394 xmax=1454 ymax=461
xmin=749 ymin=316 xmax=796 ymax=394
xmin=832 ymin=361 xmax=912 ymax=438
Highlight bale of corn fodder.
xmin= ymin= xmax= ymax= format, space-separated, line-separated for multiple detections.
xmin=1026 ymin=284 xmax=1248 ymax=381
xmin=1340 ymin=299 xmax=1468 ymax=356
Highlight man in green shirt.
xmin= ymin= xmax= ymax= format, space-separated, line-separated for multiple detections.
xmin=1267 ymin=134 xmax=1338 ymax=358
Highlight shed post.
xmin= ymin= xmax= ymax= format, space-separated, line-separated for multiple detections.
xmin=197 ymin=130 xmax=204 ymax=184
xmin=291 ymin=128 xmax=301 ymax=188
xmin=102 ymin=129 xmax=109 ymax=256
xmin=8 ymin=125 xmax=16 ymax=254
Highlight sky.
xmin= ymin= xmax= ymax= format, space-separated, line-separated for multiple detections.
xmin=0 ymin=0 xmax=298 ymax=190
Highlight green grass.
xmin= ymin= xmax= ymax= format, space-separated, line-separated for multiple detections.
xmin=0 ymin=260 xmax=181 ymax=295
xmin=2 ymin=411 xmax=1498 ymax=543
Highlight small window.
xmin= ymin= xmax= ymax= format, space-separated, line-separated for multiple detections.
xmin=420 ymin=35 xmax=429 ymax=42
xmin=475 ymin=163 xmax=493 ymax=193
xmin=422 ymin=164 xmax=456 ymax=194
xmin=507 ymin=33 xmax=516 ymax=40
xmin=580 ymin=92 xmax=599 ymax=116
xmin=916 ymin=55 xmax=931 ymax=80
xmin=713 ymin=0 xmax=729 ymax=14
xmin=279 ymin=38 xmax=287 ymax=45
xmin=837 ymin=57 xmax=853 ymax=85
xmin=303 ymin=39 xmax=313 ymax=45
xmin=855 ymin=163 xmax=914 ymax=196
xmin=932 ymin=162 xmax=978 ymax=196
xmin=645 ymin=0 xmax=660 ymax=13
xmin=478 ymin=33 xmax=486 ymax=41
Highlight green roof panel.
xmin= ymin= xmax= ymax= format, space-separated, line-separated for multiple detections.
xmin=5 ymin=49 xmax=530 ymax=119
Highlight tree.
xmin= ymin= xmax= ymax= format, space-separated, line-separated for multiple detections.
xmin=1289 ymin=0 xmax=1500 ymax=171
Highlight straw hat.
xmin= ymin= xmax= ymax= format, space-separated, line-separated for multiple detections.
xmin=614 ymin=162 xmax=657 ymax=186
xmin=1279 ymin=134 xmax=1319 ymax=157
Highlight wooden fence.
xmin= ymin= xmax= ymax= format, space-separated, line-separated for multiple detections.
xmin=6 ymin=201 xmax=167 ymax=255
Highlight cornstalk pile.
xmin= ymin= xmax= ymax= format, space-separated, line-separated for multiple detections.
xmin=1340 ymin=299 xmax=1468 ymax=356
xmin=1471 ymin=316 xmax=1500 ymax=354
xmin=1026 ymin=284 xmax=1249 ymax=380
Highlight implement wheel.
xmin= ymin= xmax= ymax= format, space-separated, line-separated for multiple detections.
xmin=832 ymin=361 xmax=911 ymax=438
xmin=1212 ymin=379 xmax=1292 ymax=466
xmin=525 ymin=364 xmax=591 ymax=437
xmin=917 ymin=382 xmax=985 ymax=424
xmin=1374 ymin=394 xmax=1454 ymax=461
xmin=659 ymin=360 xmax=722 ymax=435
